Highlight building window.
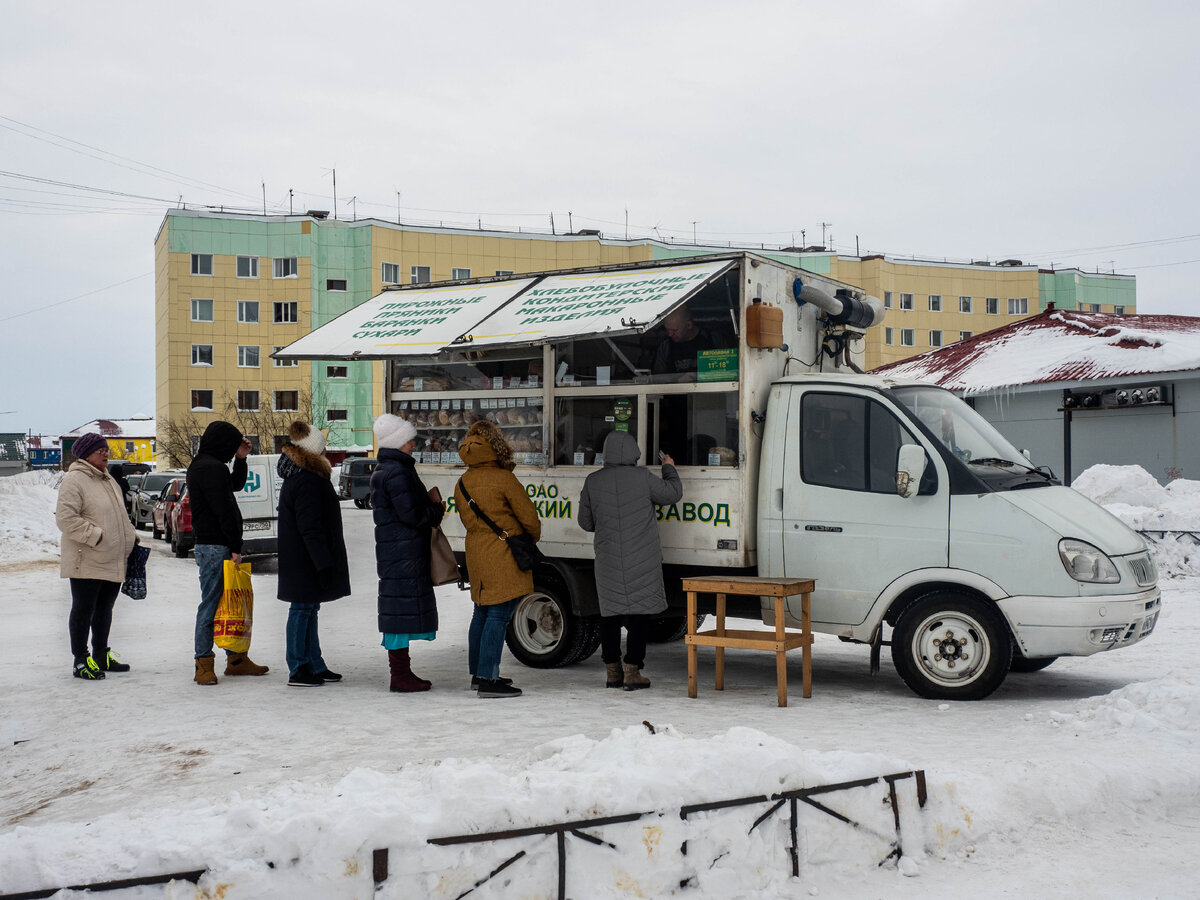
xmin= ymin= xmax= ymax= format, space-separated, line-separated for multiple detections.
xmin=274 ymin=390 xmax=298 ymax=412
xmin=327 ymin=365 xmax=348 ymax=379
xmin=190 ymin=298 xmax=213 ymax=322
xmin=929 ymin=330 xmax=943 ymax=347
xmin=190 ymin=253 xmax=213 ymax=276
xmin=899 ymin=293 xmax=914 ymax=311
xmin=884 ymin=290 xmax=893 ymax=309
xmin=237 ymin=345 xmax=260 ymax=368
xmin=236 ymin=256 xmax=258 ymax=278
xmin=495 ymin=269 xmax=514 ymax=277
xmin=986 ymin=297 xmax=999 ymax=315
xmin=326 ymin=278 xmax=347 ymax=291
xmin=1114 ymin=305 xmax=1126 ymax=315
xmin=244 ymin=435 xmax=262 ymax=453
xmin=237 ymin=300 xmax=259 ymax=324
xmin=381 ymin=262 xmax=401 ymax=284
xmin=125 ymin=441 xmax=135 ymax=454
xmin=1008 ymin=297 xmax=1029 ymax=315
xmin=411 ymin=265 xmax=431 ymax=284
xmin=273 ymin=257 xmax=298 ymax=278
xmin=451 ymin=267 xmax=471 ymax=280
xmin=326 ymin=409 xmax=349 ymax=422
xmin=884 ymin=327 xmax=894 ymax=345
xmin=1089 ymin=303 xmax=1102 ymax=313
xmin=274 ymin=345 xmax=298 ymax=368
xmin=237 ymin=390 xmax=260 ymax=412
xmin=274 ymin=301 xmax=299 ymax=324
xmin=960 ymin=331 xmax=973 ymax=341
xmin=928 ymin=295 xmax=942 ymax=312
xmin=191 ymin=344 xmax=213 ymax=366
xmin=959 ymin=296 xmax=972 ymax=313
xmin=900 ymin=329 xmax=915 ymax=346
xmin=191 ymin=389 xmax=214 ymax=411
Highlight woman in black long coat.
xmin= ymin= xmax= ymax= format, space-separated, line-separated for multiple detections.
xmin=277 ymin=421 xmax=351 ymax=687
xmin=371 ymin=413 xmax=444 ymax=692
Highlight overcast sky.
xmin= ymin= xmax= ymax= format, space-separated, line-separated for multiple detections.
xmin=3 ymin=1 xmax=1197 ymax=437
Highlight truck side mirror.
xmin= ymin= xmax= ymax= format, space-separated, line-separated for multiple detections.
xmin=895 ymin=444 xmax=928 ymax=499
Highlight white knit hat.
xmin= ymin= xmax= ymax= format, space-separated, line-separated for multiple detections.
xmin=375 ymin=413 xmax=417 ymax=450
xmin=288 ymin=421 xmax=327 ymax=456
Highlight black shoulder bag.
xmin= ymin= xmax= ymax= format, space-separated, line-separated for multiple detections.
xmin=457 ymin=478 xmax=544 ymax=572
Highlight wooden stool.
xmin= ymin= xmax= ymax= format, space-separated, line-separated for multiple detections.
xmin=683 ymin=575 xmax=814 ymax=707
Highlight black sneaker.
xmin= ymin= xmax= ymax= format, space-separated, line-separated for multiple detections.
xmin=313 ymin=668 xmax=342 ymax=682
xmin=96 ymin=649 xmax=131 ymax=672
xmin=470 ymin=675 xmax=513 ymax=690
xmin=477 ymin=678 xmax=522 ymax=698
xmin=288 ymin=666 xmax=323 ymax=687
xmin=73 ymin=657 xmax=105 ymax=680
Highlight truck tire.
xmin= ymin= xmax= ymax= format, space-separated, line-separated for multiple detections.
xmin=354 ymin=495 xmax=371 ymax=510
xmin=505 ymin=587 xmax=600 ymax=668
xmin=647 ymin=614 xmax=707 ymax=643
xmin=1010 ymin=655 xmax=1058 ymax=673
xmin=891 ymin=591 xmax=1012 ymax=700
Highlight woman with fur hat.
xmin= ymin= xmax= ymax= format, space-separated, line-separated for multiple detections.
xmin=371 ymin=413 xmax=443 ymax=692
xmin=454 ymin=420 xmax=541 ymax=698
xmin=277 ymin=421 xmax=351 ymax=687
xmin=56 ymin=432 xmax=139 ymax=680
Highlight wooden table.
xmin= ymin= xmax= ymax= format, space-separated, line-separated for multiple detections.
xmin=683 ymin=575 xmax=814 ymax=707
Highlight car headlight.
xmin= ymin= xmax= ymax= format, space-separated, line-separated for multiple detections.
xmin=1058 ymin=539 xmax=1121 ymax=584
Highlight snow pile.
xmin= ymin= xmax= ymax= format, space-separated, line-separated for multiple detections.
xmin=1047 ymin=675 xmax=1200 ymax=744
xmin=0 ymin=469 xmax=62 ymax=566
xmin=1072 ymin=464 xmax=1200 ymax=576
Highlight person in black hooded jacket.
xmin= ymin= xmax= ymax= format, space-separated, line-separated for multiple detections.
xmin=186 ymin=420 xmax=269 ymax=685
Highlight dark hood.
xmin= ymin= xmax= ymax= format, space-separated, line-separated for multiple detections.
xmin=602 ymin=430 xmax=641 ymax=466
xmin=198 ymin=421 xmax=243 ymax=463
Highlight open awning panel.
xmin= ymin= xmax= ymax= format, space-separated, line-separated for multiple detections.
xmin=274 ymin=278 xmax=536 ymax=360
xmin=464 ymin=259 xmax=737 ymax=348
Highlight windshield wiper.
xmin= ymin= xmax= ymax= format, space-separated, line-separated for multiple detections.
xmin=968 ymin=457 xmax=1016 ymax=467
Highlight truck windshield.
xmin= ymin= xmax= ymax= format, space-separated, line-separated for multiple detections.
xmin=891 ymin=385 xmax=1053 ymax=488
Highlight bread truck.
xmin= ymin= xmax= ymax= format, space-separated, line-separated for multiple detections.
xmin=277 ymin=252 xmax=1160 ymax=699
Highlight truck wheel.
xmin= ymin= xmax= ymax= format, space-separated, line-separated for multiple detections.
xmin=354 ymin=496 xmax=372 ymax=510
xmin=891 ymin=592 xmax=1012 ymax=700
xmin=1010 ymin=655 xmax=1058 ymax=673
xmin=505 ymin=587 xmax=600 ymax=668
xmin=647 ymin=614 xmax=707 ymax=643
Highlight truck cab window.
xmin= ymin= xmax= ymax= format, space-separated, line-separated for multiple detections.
xmin=801 ymin=393 xmax=926 ymax=493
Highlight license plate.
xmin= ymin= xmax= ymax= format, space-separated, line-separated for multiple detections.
xmin=243 ymin=520 xmax=271 ymax=532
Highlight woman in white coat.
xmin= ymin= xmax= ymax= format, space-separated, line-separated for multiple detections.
xmin=56 ymin=433 xmax=138 ymax=679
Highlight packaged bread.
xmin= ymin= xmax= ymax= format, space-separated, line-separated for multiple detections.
xmin=438 ymin=410 xmax=451 ymax=426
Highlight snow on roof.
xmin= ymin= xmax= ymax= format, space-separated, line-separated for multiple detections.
xmin=61 ymin=418 xmax=157 ymax=439
xmin=873 ymin=310 xmax=1200 ymax=394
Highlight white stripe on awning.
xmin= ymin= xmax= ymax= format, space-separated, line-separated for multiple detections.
xmin=273 ymin=279 xmax=537 ymax=360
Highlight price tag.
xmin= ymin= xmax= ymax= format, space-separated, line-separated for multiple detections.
xmin=574 ymin=452 xmax=585 ymax=465
xmin=492 ymin=376 xmax=505 ymax=390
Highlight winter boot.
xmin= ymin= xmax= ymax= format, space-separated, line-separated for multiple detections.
xmin=224 ymin=653 xmax=269 ymax=676
xmin=477 ymin=678 xmax=523 ymax=698
xmin=388 ymin=648 xmax=431 ymax=693
xmin=194 ymin=656 xmax=218 ymax=686
xmin=605 ymin=662 xmax=625 ymax=689
xmin=73 ymin=656 xmax=105 ymax=680
xmin=287 ymin=665 xmax=324 ymax=687
xmin=470 ymin=674 xmax=513 ymax=690
xmin=622 ymin=664 xmax=651 ymax=691
xmin=96 ymin=648 xmax=130 ymax=673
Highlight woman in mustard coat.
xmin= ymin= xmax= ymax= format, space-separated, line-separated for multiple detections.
xmin=454 ymin=421 xmax=541 ymax=698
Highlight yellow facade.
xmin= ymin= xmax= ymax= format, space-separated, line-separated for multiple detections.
xmin=105 ymin=438 xmax=155 ymax=464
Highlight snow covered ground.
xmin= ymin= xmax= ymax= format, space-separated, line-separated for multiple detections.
xmin=1 ymin=466 xmax=1198 ymax=899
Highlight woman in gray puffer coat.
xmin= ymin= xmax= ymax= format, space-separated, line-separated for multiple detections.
xmin=578 ymin=430 xmax=682 ymax=690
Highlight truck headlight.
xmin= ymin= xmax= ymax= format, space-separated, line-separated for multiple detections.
xmin=1058 ymin=539 xmax=1120 ymax=584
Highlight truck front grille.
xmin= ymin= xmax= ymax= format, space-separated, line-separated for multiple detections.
xmin=1128 ymin=553 xmax=1157 ymax=587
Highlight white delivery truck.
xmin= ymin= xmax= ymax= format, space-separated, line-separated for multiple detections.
xmin=277 ymin=253 xmax=1160 ymax=699
xmin=236 ymin=453 xmax=281 ymax=555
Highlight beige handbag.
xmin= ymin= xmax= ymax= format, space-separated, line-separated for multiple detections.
xmin=430 ymin=526 xmax=461 ymax=586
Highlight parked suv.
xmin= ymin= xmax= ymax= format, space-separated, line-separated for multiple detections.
xmin=131 ymin=470 xmax=185 ymax=530
xmin=338 ymin=457 xmax=378 ymax=509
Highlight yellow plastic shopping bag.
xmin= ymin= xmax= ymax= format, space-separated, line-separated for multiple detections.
xmin=214 ymin=560 xmax=253 ymax=653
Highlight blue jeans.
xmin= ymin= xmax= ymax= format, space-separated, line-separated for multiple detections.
xmin=286 ymin=603 xmax=326 ymax=675
xmin=194 ymin=545 xmax=231 ymax=659
xmin=468 ymin=598 xmax=519 ymax=680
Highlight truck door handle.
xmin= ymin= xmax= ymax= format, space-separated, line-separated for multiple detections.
xmin=774 ymin=488 xmax=783 ymax=511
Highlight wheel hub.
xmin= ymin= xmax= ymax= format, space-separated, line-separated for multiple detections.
xmin=914 ymin=614 xmax=988 ymax=685
xmin=933 ymin=629 xmax=969 ymax=668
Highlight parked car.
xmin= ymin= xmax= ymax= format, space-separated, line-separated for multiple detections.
xmin=124 ymin=473 xmax=145 ymax=519
xmin=169 ymin=484 xmax=194 ymax=558
xmin=151 ymin=477 xmax=187 ymax=541
xmin=131 ymin=470 xmax=185 ymax=530
xmin=338 ymin=457 xmax=378 ymax=509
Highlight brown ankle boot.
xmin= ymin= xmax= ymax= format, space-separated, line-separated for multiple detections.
xmin=225 ymin=653 xmax=269 ymax=676
xmin=388 ymin=648 xmax=431 ymax=692
xmin=623 ymin=664 xmax=651 ymax=691
xmin=194 ymin=657 xmax=218 ymax=686
xmin=605 ymin=662 xmax=625 ymax=689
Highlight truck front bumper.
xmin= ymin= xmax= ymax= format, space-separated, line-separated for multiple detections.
xmin=997 ymin=588 xmax=1161 ymax=659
